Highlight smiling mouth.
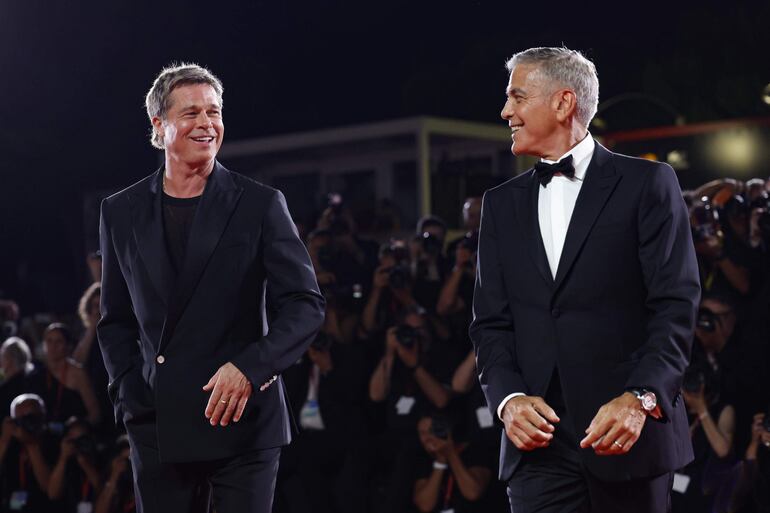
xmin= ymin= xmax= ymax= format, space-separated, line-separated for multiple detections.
xmin=191 ymin=136 xmax=216 ymax=143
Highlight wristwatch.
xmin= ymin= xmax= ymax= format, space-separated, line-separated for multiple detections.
xmin=629 ymin=388 xmax=657 ymax=414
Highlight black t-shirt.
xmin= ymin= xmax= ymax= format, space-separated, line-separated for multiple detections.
xmin=162 ymin=192 xmax=201 ymax=275
xmin=414 ymin=441 xmax=491 ymax=513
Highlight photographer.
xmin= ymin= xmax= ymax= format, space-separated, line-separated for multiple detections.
xmin=0 ymin=393 xmax=55 ymax=512
xmin=412 ymin=413 xmax=492 ymax=513
xmin=731 ymin=412 xmax=770 ymax=512
xmin=277 ymin=302 xmax=368 ymax=513
xmin=48 ymin=417 xmax=102 ymax=511
xmin=367 ymin=306 xmax=459 ymax=513
xmin=358 ymin=240 xmax=418 ymax=344
xmin=691 ymin=198 xmax=753 ymax=300
xmin=410 ymin=216 xmax=449 ymax=313
xmin=28 ymin=323 xmax=100 ymax=427
xmin=445 ymin=197 xmax=481 ymax=270
xmin=0 ymin=337 xmax=36 ymax=418
xmin=94 ymin=435 xmax=134 ymax=513
xmin=436 ymin=233 xmax=478 ymax=355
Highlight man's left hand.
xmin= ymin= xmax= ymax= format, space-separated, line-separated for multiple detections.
xmin=580 ymin=392 xmax=646 ymax=455
xmin=202 ymin=362 xmax=253 ymax=427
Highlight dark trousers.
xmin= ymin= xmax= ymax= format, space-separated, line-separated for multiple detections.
xmin=126 ymin=419 xmax=281 ymax=513
xmin=507 ymin=370 xmax=673 ymax=513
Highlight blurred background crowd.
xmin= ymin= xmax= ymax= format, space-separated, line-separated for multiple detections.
xmin=1 ymin=169 xmax=770 ymax=513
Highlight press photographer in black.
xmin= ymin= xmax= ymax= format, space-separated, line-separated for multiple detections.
xmin=410 ymin=216 xmax=449 ymax=313
xmin=47 ymin=417 xmax=102 ymax=511
xmin=412 ymin=412 xmax=493 ymax=513
xmin=731 ymin=410 xmax=770 ymax=511
xmin=368 ymin=306 xmax=459 ymax=513
xmin=0 ymin=393 xmax=56 ymax=512
xmin=277 ymin=295 xmax=368 ymax=513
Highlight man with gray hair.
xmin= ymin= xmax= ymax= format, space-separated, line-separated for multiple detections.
xmin=0 ymin=337 xmax=35 ymax=418
xmin=470 ymin=47 xmax=700 ymax=512
xmin=98 ymin=63 xmax=325 ymax=512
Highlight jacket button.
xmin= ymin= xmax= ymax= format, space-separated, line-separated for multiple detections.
xmin=156 ymin=355 xmax=165 ymax=364
xmin=551 ymin=309 xmax=561 ymax=318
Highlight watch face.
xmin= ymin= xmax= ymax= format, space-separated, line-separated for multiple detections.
xmin=640 ymin=392 xmax=657 ymax=411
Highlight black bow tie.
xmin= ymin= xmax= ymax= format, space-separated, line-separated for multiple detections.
xmin=535 ymin=155 xmax=575 ymax=187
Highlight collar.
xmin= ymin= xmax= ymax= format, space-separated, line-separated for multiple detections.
xmin=541 ymin=133 xmax=595 ymax=181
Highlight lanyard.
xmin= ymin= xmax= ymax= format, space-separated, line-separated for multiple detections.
xmin=443 ymin=475 xmax=454 ymax=509
xmin=81 ymin=477 xmax=91 ymax=501
xmin=18 ymin=449 xmax=28 ymax=490
xmin=46 ymin=364 xmax=69 ymax=418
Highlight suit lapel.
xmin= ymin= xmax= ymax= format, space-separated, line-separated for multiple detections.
xmin=553 ymin=143 xmax=621 ymax=292
xmin=131 ymin=168 xmax=175 ymax=306
xmin=513 ymin=171 xmax=553 ymax=289
xmin=158 ymin=161 xmax=244 ymax=355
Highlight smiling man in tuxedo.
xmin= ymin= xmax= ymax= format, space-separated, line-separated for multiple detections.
xmin=470 ymin=47 xmax=700 ymax=512
xmin=97 ymin=63 xmax=325 ymax=513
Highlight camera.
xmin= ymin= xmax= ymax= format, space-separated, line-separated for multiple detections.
xmin=388 ymin=265 xmax=411 ymax=289
xmin=682 ymin=367 xmax=706 ymax=393
xmin=419 ymin=232 xmax=443 ymax=259
xmin=430 ymin=415 xmax=451 ymax=440
xmin=72 ymin=434 xmax=97 ymax=457
xmin=690 ymin=200 xmax=722 ymax=243
xmin=459 ymin=231 xmax=479 ymax=253
xmin=13 ymin=414 xmax=46 ymax=437
xmin=696 ymin=308 xmax=718 ymax=333
xmin=395 ymin=324 xmax=420 ymax=349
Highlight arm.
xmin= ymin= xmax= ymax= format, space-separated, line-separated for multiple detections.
xmin=447 ymin=449 xmax=491 ymax=501
xmin=26 ymin=443 xmax=53 ymax=493
xmin=359 ymin=269 xmax=387 ymax=338
xmin=96 ymin=199 xmax=141 ymax=390
xmin=436 ymin=266 xmax=466 ymax=316
xmin=413 ymin=470 xmax=444 ymax=512
xmin=627 ymin=164 xmax=701 ymax=419
xmin=77 ymin=454 xmax=103 ymax=493
xmin=73 ymin=365 xmax=102 ymax=425
xmin=451 ymin=350 xmax=477 ymax=394
xmin=468 ymin=191 xmax=528 ymax=418
xmin=413 ymin=366 xmax=451 ymax=409
xmin=715 ymin=257 xmax=750 ymax=295
xmin=699 ymin=405 xmax=735 ymax=459
xmin=369 ymin=332 xmax=396 ymax=402
xmin=72 ymin=324 xmax=97 ymax=365
xmin=230 ymin=190 xmax=326 ymax=389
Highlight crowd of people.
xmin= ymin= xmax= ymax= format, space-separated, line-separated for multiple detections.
xmin=1 ymin=172 xmax=769 ymax=513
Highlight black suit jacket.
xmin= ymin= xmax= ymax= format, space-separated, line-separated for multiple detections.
xmin=470 ymin=142 xmax=700 ymax=482
xmin=97 ymin=161 xmax=325 ymax=462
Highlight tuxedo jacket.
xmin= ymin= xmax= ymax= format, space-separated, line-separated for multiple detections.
xmin=470 ymin=142 xmax=700 ymax=482
xmin=97 ymin=161 xmax=325 ymax=462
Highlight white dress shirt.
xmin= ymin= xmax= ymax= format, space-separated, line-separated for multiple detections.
xmin=496 ymin=135 xmax=596 ymax=420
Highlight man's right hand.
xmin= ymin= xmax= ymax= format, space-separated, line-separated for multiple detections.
xmin=502 ymin=395 xmax=560 ymax=451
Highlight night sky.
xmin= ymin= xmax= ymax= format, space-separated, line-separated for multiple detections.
xmin=1 ymin=1 xmax=768 ymax=313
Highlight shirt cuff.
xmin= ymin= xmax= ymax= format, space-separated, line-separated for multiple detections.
xmin=497 ymin=392 xmax=525 ymax=420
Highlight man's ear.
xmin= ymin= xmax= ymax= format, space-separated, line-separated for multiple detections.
xmin=553 ymin=89 xmax=578 ymax=123
xmin=151 ymin=116 xmax=164 ymax=143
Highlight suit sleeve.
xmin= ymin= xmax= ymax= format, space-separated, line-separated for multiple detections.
xmin=469 ymin=191 xmax=528 ymax=422
xmin=96 ymin=199 xmax=141 ymax=394
xmin=626 ymin=163 xmax=701 ymax=419
xmin=231 ymin=190 xmax=326 ymax=387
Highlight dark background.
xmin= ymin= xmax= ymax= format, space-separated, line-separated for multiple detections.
xmin=1 ymin=0 xmax=769 ymax=314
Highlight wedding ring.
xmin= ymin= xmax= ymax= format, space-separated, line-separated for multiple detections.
xmin=221 ymin=399 xmax=228 ymax=404
xmin=613 ymin=441 xmax=623 ymax=448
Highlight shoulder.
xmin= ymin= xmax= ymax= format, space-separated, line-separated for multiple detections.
xmin=101 ymin=171 xmax=157 ymax=211
xmin=603 ymin=146 xmax=676 ymax=185
xmin=482 ymin=172 xmax=530 ymax=205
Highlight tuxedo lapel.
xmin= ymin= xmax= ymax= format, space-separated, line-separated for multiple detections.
xmin=158 ymin=161 xmax=244 ymax=355
xmin=513 ymin=171 xmax=553 ymax=289
xmin=130 ymin=168 xmax=175 ymax=306
xmin=553 ymin=143 xmax=621 ymax=292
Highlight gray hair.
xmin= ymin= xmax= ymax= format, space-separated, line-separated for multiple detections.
xmin=10 ymin=393 xmax=46 ymax=418
xmin=1 ymin=337 xmax=33 ymax=374
xmin=145 ymin=63 xmax=224 ymax=149
xmin=506 ymin=47 xmax=599 ymax=128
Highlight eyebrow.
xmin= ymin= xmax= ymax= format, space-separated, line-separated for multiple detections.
xmin=506 ymin=87 xmax=526 ymax=96
xmin=179 ymin=103 xmax=221 ymax=112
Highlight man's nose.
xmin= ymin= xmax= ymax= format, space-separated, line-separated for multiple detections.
xmin=500 ymin=99 xmax=513 ymax=121
xmin=197 ymin=112 xmax=214 ymax=128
